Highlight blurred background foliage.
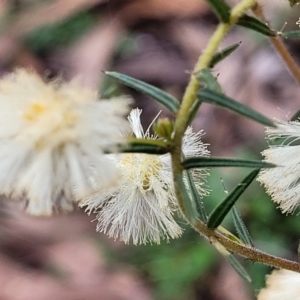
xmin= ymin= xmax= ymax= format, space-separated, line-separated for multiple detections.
xmin=0 ymin=0 xmax=300 ymax=299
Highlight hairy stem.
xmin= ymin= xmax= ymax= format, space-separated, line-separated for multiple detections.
xmin=171 ymin=0 xmax=300 ymax=271
xmin=253 ymin=3 xmax=300 ymax=86
xmin=173 ymin=0 xmax=259 ymax=210
xmin=173 ymin=0 xmax=257 ymax=141
xmin=195 ymin=220 xmax=299 ymax=271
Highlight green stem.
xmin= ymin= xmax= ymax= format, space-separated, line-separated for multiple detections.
xmin=174 ymin=0 xmax=257 ymax=139
xmin=171 ymin=0 xmax=300 ymax=271
xmin=173 ymin=0 xmax=259 ymax=204
xmin=174 ymin=23 xmax=230 ymax=141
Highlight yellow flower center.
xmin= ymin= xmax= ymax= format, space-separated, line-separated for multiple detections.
xmin=23 ymin=101 xmax=78 ymax=150
xmin=23 ymin=101 xmax=77 ymax=125
xmin=23 ymin=102 xmax=46 ymax=121
xmin=120 ymin=154 xmax=163 ymax=191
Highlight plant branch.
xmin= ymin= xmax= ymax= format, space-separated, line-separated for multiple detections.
xmin=253 ymin=3 xmax=300 ymax=86
xmin=172 ymin=0 xmax=260 ymax=211
xmin=195 ymin=220 xmax=300 ymax=271
xmin=173 ymin=0 xmax=258 ymax=142
xmin=170 ymin=0 xmax=300 ymax=273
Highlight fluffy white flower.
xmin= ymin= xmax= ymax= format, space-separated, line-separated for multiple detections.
xmin=0 ymin=69 xmax=131 ymax=216
xmin=257 ymin=119 xmax=300 ymax=214
xmin=80 ymin=108 xmax=210 ymax=245
xmin=257 ymin=269 xmax=300 ymax=300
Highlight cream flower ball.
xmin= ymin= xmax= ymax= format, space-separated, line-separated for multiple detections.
xmin=81 ymin=108 xmax=210 ymax=245
xmin=258 ymin=119 xmax=300 ymax=214
xmin=258 ymin=269 xmax=300 ymax=300
xmin=0 ymin=69 xmax=131 ymax=216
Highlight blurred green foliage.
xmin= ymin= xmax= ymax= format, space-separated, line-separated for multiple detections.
xmin=24 ymin=10 xmax=97 ymax=53
xmin=102 ymin=226 xmax=217 ymax=300
xmin=21 ymin=7 xmax=300 ymax=299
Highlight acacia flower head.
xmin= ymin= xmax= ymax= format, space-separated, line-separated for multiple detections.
xmin=0 ymin=69 xmax=131 ymax=216
xmin=80 ymin=108 xmax=210 ymax=245
xmin=257 ymin=269 xmax=300 ymax=300
xmin=257 ymin=118 xmax=300 ymax=214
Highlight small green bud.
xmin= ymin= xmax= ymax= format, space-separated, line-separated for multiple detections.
xmin=153 ymin=118 xmax=174 ymax=140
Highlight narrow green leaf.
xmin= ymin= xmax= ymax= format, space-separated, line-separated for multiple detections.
xmin=211 ymin=238 xmax=251 ymax=282
xmin=185 ymin=170 xmax=207 ymax=223
xmin=232 ymin=206 xmax=254 ymax=247
xmin=123 ymin=139 xmax=168 ymax=154
xmin=198 ymin=88 xmax=275 ymax=127
xmin=218 ymin=226 xmax=243 ymax=244
xmin=206 ymin=0 xmax=231 ymax=23
xmin=291 ymin=109 xmax=300 ymax=121
xmin=207 ymin=169 xmax=259 ymax=229
xmin=281 ymin=31 xmax=300 ymax=39
xmin=105 ymin=71 xmax=180 ymax=113
xmin=188 ymin=67 xmax=222 ymax=123
xmin=175 ymin=174 xmax=197 ymax=224
xmin=209 ymin=42 xmax=241 ymax=68
xmin=197 ymin=68 xmax=223 ymax=93
xmin=226 ymin=255 xmax=252 ymax=282
xmin=237 ymin=15 xmax=276 ymax=37
xmin=182 ymin=157 xmax=275 ymax=169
